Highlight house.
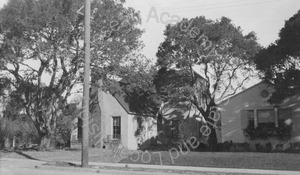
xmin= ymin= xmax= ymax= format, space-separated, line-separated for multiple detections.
xmin=156 ymin=100 xmax=208 ymax=147
xmin=69 ymin=68 xmax=214 ymax=150
xmin=155 ymin=70 xmax=210 ymax=146
xmin=219 ymin=81 xmax=300 ymax=149
xmin=70 ymin=80 xmax=157 ymax=150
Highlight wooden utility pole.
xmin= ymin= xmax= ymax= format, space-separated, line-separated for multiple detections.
xmin=81 ymin=0 xmax=91 ymax=168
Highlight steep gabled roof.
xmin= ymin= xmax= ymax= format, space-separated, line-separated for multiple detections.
xmin=218 ymin=81 xmax=266 ymax=105
xmin=113 ymin=93 xmax=156 ymax=117
xmin=113 ymin=93 xmax=132 ymax=114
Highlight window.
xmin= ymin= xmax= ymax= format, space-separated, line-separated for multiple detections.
xmin=246 ymin=110 xmax=255 ymax=127
xmin=243 ymin=108 xmax=292 ymax=139
xmin=257 ymin=109 xmax=275 ymax=128
xmin=112 ymin=117 xmax=121 ymax=139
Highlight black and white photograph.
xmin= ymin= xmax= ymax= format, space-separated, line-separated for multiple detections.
xmin=0 ymin=0 xmax=299 ymax=174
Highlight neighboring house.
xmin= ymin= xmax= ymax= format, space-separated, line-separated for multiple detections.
xmin=219 ymin=81 xmax=300 ymax=148
xmin=157 ymin=100 xmax=205 ymax=144
xmin=156 ymin=70 xmax=210 ymax=145
xmin=70 ymin=81 xmax=157 ymax=150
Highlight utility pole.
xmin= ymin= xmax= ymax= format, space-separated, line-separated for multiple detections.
xmin=81 ymin=0 xmax=91 ymax=168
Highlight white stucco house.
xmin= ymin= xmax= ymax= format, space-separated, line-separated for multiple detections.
xmin=70 ymin=81 xmax=157 ymax=150
xmin=219 ymin=81 xmax=300 ymax=147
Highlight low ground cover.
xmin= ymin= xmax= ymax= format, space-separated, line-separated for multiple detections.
xmin=120 ymin=151 xmax=300 ymax=171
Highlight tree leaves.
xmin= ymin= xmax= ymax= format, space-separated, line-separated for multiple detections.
xmin=254 ymin=10 xmax=300 ymax=104
xmin=154 ymin=17 xmax=260 ymax=150
xmin=156 ymin=16 xmax=261 ymax=110
xmin=0 ymin=0 xmax=146 ymax=147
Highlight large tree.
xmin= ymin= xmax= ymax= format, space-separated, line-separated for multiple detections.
xmin=254 ymin=10 xmax=300 ymax=104
xmin=118 ymin=65 xmax=158 ymax=115
xmin=155 ymin=16 xmax=261 ymax=150
xmin=0 ymin=0 xmax=144 ymax=149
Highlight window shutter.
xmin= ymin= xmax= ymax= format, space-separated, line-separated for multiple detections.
xmin=241 ymin=110 xmax=248 ymax=129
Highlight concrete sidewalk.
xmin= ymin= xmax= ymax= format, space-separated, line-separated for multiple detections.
xmin=0 ymin=158 xmax=172 ymax=175
xmin=0 ymin=158 xmax=46 ymax=168
xmin=69 ymin=160 xmax=300 ymax=175
xmin=1 ymin=158 xmax=300 ymax=175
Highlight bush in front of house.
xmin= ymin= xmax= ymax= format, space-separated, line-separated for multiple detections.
xmin=216 ymin=141 xmax=251 ymax=152
xmin=243 ymin=123 xmax=292 ymax=140
xmin=265 ymin=142 xmax=272 ymax=152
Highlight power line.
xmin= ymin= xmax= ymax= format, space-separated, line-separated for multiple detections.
xmin=163 ymin=0 xmax=280 ymax=13
xmin=126 ymin=0 xmax=279 ymax=13
xmin=158 ymin=0 xmax=262 ymax=9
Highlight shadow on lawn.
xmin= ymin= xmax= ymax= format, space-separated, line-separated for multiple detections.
xmin=14 ymin=151 xmax=40 ymax=161
xmin=13 ymin=150 xmax=78 ymax=167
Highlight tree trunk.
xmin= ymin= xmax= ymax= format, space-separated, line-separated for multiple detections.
xmin=207 ymin=123 xmax=218 ymax=151
xmin=39 ymin=133 xmax=56 ymax=150
xmin=38 ymin=99 xmax=63 ymax=150
xmin=0 ymin=139 xmax=4 ymax=149
xmin=39 ymin=135 xmax=50 ymax=150
xmin=202 ymin=107 xmax=219 ymax=151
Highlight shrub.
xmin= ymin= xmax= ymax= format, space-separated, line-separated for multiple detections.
xmin=255 ymin=143 xmax=264 ymax=152
xmin=0 ymin=116 xmax=38 ymax=149
xmin=244 ymin=123 xmax=292 ymax=140
xmin=265 ymin=142 xmax=272 ymax=152
xmin=54 ymin=116 xmax=72 ymax=148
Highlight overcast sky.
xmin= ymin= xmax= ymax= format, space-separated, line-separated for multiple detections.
xmin=125 ymin=0 xmax=300 ymax=60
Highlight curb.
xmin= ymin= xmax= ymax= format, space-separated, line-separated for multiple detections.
xmin=67 ymin=161 xmax=300 ymax=175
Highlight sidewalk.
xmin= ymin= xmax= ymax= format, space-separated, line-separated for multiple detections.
xmin=1 ymin=158 xmax=300 ymax=175
xmin=69 ymin=160 xmax=300 ymax=175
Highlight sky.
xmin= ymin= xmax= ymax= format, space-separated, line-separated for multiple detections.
xmin=124 ymin=0 xmax=300 ymax=60
xmin=0 ymin=0 xmax=299 ymax=90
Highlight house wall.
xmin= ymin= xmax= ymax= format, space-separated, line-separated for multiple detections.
xmin=127 ymin=114 xmax=138 ymax=150
xmin=280 ymin=92 xmax=300 ymax=140
xmin=98 ymin=90 xmax=130 ymax=148
xmin=157 ymin=101 xmax=201 ymax=144
xmin=69 ymin=85 xmax=157 ymax=150
xmin=220 ymin=83 xmax=274 ymax=143
xmin=97 ymin=90 xmax=157 ymax=150
xmin=133 ymin=116 xmax=158 ymax=149
xmin=220 ymin=82 xmax=300 ymax=145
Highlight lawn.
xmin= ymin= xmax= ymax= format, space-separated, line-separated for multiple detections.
xmin=0 ymin=148 xmax=122 ymax=163
xmin=118 ymin=151 xmax=300 ymax=171
xmin=1 ymin=148 xmax=300 ymax=171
